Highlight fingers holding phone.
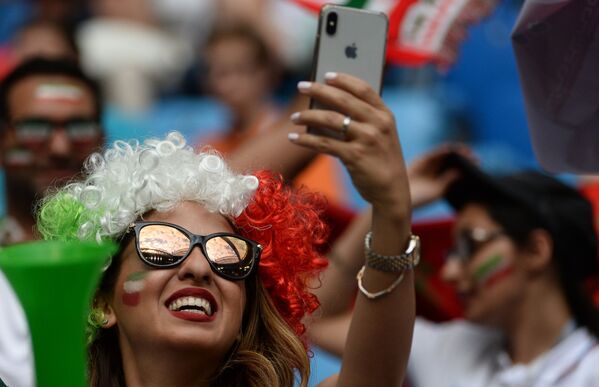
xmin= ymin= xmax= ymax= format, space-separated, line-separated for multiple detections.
xmin=289 ymin=72 xmax=409 ymax=217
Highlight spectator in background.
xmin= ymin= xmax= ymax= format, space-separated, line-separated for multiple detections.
xmin=198 ymin=24 xmax=281 ymax=156
xmin=0 ymin=58 xmax=103 ymax=237
xmin=77 ymin=0 xmax=213 ymax=112
xmin=36 ymin=0 xmax=84 ymax=25
xmin=409 ymin=158 xmax=599 ymax=386
xmin=12 ymin=19 xmax=79 ymax=63
xmin=0 ymin=18 xmax=79 ymax=80
xmin=0 ymin=57 xmax=104 ymax=387
xmin=199 ymin=24 xmax=352 ymax=220
xmin=309 ymin=152 xmax=599 ymax=386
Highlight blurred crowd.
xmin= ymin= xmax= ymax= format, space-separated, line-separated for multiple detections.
xmin=0 ymin=0 xmax=535 ymax=210
xmin=0 ymin=0 xmax=318 ymax=110
xmin=3 ymin=0 xmax=599 ymax=386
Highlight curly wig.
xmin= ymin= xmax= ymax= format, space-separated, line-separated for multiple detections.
xmin=237 ymin=170 xmax=328 ymax=336
xmin=36 ymin=131 xmax=328 ymax=336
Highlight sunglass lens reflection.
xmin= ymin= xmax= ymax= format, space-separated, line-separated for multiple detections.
xmin=205 ymin=236 xmax=248 ymax=264
xmin=138 ymin=225 xmax=189 ymax=265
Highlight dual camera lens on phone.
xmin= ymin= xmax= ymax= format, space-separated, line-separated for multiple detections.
xmin=326 ymin=12 xmax=338 ymax=36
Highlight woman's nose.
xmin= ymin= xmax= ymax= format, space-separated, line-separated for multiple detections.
xmin=177 ymin=246 xmax=213 ymax=284
xmin=48 ymin=127 xmax=72 ymax=156
xmin=441 ymin=257 xmax=464 ymax=285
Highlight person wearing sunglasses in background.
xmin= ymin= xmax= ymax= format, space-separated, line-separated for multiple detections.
xmin=36 ymin=73 xmax=416 ymax=386
xmin=0 ymin=57 xmax=103 ymax=243
xmin=309 ymin=152 xmax=599 ymax=386
xmin=0 ymin=57 xmax=104 ymax=387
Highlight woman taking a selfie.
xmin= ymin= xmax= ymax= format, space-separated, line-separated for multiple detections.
xmin=37 ymin=73 xmax=417 ymax=386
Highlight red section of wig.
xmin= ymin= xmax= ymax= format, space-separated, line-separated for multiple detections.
xmin=234 ymin=171 xmax=328 ymax=338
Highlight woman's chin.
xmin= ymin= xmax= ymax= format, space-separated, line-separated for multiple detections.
xmin=159 ymin=331 xmax=237 ymax=355
xmin=463 ymin=302 xmax=490 ymax=325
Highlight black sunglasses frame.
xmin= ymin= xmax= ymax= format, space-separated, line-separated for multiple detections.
xmin=11 ymin=117 xmax=102 ymax=141
xmin=128 ymin=221 xmax=262 ymax=281
xmin=447 ymin=228 xmax=505 ymax=263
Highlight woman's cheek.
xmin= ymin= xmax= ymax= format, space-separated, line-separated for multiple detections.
xmin=472 ymin=254 xmax=514 ymax=289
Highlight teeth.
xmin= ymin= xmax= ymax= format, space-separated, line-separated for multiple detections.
xmin=168 ymin=296 xmax=212 ymax=316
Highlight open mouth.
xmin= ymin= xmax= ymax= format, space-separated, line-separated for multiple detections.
xmin=168 ymin=296 xmax=213 ymax=316
xmin=165 ymin=288 xmax=218 ymax=321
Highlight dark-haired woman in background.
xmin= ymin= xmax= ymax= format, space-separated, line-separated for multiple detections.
xmin=310 ymin=152 xmax=599 ymax=386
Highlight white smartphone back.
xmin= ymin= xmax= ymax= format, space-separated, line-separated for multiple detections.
xmin=313 ymin=5 xmax=388 ymax=92
xmin=309 ymin=5 xmax=388 ymax=138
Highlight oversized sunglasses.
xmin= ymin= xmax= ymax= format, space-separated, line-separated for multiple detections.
xmin=128 ymin=221 xmax=262 ymax=281
xmin=447 ymin=228 xmax=505 ymax=262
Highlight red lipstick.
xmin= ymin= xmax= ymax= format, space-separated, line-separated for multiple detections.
xmin=165 ymin=288 xmax=218 ymax=322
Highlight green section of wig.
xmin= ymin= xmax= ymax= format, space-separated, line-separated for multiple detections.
xmin=37 ymin=192 xmax=101 ymax=242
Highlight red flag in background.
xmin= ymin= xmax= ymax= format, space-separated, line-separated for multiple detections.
xmin=289 ymin=0 xmax=479 ymax=67
xmin=388 ymin=0 xmax=472 ymax=66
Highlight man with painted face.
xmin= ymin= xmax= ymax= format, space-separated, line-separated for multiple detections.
xmin=0 ymin=57 xmax=103 ymax=241
xmin=0 ymin=57 xmax=103 ymax=387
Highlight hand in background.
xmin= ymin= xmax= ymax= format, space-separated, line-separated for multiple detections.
xmin=408 ymin=144 xmax=475 ymax=208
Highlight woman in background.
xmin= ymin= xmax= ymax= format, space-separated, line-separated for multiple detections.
xmin=309 ymin=152 xmax=599 ymax=386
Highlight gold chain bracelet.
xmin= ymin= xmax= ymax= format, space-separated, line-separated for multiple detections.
xmin=356 ymin=265 xmax=405 ymax=300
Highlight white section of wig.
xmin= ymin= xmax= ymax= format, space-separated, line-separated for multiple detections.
xmin=64 ymin=131 xmax=259 ymax=241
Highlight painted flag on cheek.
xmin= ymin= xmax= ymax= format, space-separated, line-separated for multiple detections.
xmin=288 ymin=0 xmax=478 ymax=66
xmin=123 ymin=272 xmax=147 ymax=306
xmin=473 ymin=254 xmax=514 ymax=289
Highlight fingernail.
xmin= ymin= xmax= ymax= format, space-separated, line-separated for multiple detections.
xmin=324 ymin=72 xmax=337 ymax=81
xmin=288 ymin=132 xmax=299 ymax=141
xmin=290 ymin=112 xmax=301 ymax=122
xmin=297 ymin=81 xmax=312 ymax=91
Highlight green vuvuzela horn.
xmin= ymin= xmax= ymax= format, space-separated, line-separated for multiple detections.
xmin=0 ymin=241 xmax=116 ymax=387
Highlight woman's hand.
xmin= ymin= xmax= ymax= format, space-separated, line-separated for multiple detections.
xmin=288 ymin=72 xmax=410 ymax=220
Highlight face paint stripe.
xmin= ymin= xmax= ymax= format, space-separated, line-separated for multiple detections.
xmin=122 ymin=293 xmax=140 ymax=306
xmin=4 ymin=149 xmax=34 ymax=166
xmin=36 ymin=84 xmax=83 ymax=101
xmin=473 ymin=254 xmax=513 ymax=288
xmin=482 ymin=266 xmax=514 ymax=288
xmin=126 ymin=271 xmax=148 ymax=282
xmin=473 ymin=254 xmax=504 ymax=280
xmin=123 ymin=281 xmax=144 ymax=293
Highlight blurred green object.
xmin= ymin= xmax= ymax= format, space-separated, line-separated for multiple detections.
xmin=0 ymin=241 xmax=116 ymax=387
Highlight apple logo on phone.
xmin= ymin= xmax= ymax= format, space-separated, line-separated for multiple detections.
xmin=345 ymin=43 xmax=357 ymax=59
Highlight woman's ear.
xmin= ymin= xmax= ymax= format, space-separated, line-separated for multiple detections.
xmin=522 ymin=228 xmax=553 ymax=274
xmin=94 ymin=296 xmax=117 ymax=328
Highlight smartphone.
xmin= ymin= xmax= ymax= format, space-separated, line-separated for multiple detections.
xmin=308 ymin=5 xmax=388 ymax=139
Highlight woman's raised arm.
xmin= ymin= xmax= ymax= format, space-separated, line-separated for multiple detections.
xmin=289 ymin=72 xmax=414 ymax=387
